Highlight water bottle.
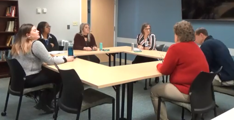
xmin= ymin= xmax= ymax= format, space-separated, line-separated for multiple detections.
xmin=68 ymin=43 xmax=74 ymax=56
xmin=99 ymin=42 xmax=103 ymax=51
xmin=131 ymin=43 xmax=134 ymax=51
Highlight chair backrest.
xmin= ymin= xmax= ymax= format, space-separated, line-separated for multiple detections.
xmin=189 ymin=66 xmax=222 ymax=113
xmin=54 ymin=63 xmax=84 ymax=110
xmin=162 ymin=45 xmax=169 ymax=52
xmin=156 ymin=44 xmax=165 ymax=51
xmin=6 ymin=59 xmax=26 ymax=93
xmin=60 ymin=40 xmax=69 ymax=50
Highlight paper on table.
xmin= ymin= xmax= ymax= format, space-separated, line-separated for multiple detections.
xmin=48 ymin=51 xmax=65 ymax=54
xmin=133 ymin=48 xmax=141 ymax=51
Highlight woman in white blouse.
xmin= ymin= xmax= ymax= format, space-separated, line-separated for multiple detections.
xmin=132 ymin=23 xmax=157 ymax=64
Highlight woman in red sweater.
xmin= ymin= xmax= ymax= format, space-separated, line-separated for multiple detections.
xmin=150 ymin=20 xmax=209 ymax=120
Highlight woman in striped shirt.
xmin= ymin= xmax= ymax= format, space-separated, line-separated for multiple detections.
xmin=132 ymin=23 xmax=157 ymax=64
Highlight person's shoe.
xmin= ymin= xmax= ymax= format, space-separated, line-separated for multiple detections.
xmin=34 ymin=103 xmax=54 ymax=114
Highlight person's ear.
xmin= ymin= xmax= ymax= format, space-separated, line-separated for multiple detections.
xmin=26 ymin=33 xmax=31 ymax=39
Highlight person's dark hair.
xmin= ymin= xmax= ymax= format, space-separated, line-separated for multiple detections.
xmin=141 ymin=23 xmax=151 ymax=35
xmin=195 ymin=27 xmax=208 ymax=36
xmin=37 ymin=21 xmax=47 ymax=37
xmin=174 ymin=20 xmax=195 ymax=42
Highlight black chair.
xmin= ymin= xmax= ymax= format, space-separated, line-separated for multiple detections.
xmin=148 ymin=44 xmax=168 ymax=86
xmin=1 ymin=59 xmax=54 ymax=120
xmin=156 ymin=44 xmax=165 ymax=51
xmin=161 ymin=45 xmax=170 ymax=83
xmin=157 ymin=66 xmax=222 ymax=120
xmin=144 ymin=44 xmax=166 ymax=90
xmin=53 ymin=63 xmax=115 ymax=120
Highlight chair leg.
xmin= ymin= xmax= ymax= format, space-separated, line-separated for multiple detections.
xmin=166 ymin=76 xmax=168 ymax=82
xmin=162 ymin=76 xmax=165 ymax=83
xmin=53 ymin=102 xmax=59 ymax=120
xmin=88 ymin=108 xmax=91 ymax=120
xmin=149 ymin=78 xmax=152 ymax=87
xmin=191 ymin=113 xmax=195 ymax=120
xmin=53 ymin=84 xmax=57 ymax=109
xmin=33 ymin=91 xmax=39 ymax=104
xmin=112 ymin=99 xmax=115 ymax=120
xmin=53 ymin=87 xmax=61 ymax=120
xmin=214 ymin=107 xmax=217 ymax=117
xmin=144 ymin=79 xmax=148 ymax=90
xmin=15 ymin=94 xmax=23 ymax=120
xmin=181 ymin=108 xmax=185 ymax=120
xmin=201 ymin=114 xmax=204 ymax=120
xmin=76 ymin=113 xmax=80 ymax=120
xmin=1 ymin=90 xmax=10 ymax=116
xmin=157 ymin=97 xmax=161 ymax=120
xmin=191 ymin=113 xmax=198 ymax=120
xmin=155 ymin=77 xmax=159 ymax=83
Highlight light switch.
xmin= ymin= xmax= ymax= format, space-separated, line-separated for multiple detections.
xmin=36 ymin=8 xmax=41 ymax=14
xmin=67 ymin=25 xmax=70 ymax=30
xmin=42 ymin=8 xmax=47 ymax=14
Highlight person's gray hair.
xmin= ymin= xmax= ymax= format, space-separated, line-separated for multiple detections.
xmin=79 ymin=23 xmax=91 ymax=42
xmin=174 ymin=20 xmax=195 ymax=42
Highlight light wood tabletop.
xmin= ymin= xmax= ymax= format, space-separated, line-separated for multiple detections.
xmin=51 ymin=46 xmax=166 ymax=59
xmin=124 ymin=49 xmax=166 ymax=59
xmin=212 ymin=108 xmax=234 ymax=120
xmin=45 ymin=58 xmax=162 ymax=88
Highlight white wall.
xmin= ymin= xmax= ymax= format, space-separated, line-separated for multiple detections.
xmin=18 ymin=0 xmax=81 ymax=41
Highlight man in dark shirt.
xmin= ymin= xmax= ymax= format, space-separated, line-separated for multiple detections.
xmin=195 ymin=28 xmax=234 ymax=86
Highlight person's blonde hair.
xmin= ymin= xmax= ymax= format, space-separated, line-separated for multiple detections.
xmin=174 ymin=20 xmax=195 ymax=42
xmin=11 ymin=24 xmax=34 ymax=56
xmin=79 ymin=23 xmax=91 ymax=42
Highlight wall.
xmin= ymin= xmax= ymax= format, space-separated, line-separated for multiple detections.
xmin=117 ymin=0 xmax=234 ymax=60
xmin=18 ymin=0 xmax=81 ymax=41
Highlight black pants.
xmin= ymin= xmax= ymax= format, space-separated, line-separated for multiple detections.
xmin=78 ymin=55 xmax=100 ymax=63
xmin=132 ymin=55 xmax=158 ymax=64
xmin=24 ymin=66 xmax=61 ymax=105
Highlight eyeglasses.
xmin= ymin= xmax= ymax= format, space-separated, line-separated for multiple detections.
xmin=45 ymin=26 xmax=51 ymax=28
xmin=144 ymin=28 xmax=150 ymax=30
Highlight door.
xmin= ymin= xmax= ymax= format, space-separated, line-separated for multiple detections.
xmin=81 ymin=0 xmax=88 ymax=23
xmin=82 ymin=0 xmax=115 ymax=62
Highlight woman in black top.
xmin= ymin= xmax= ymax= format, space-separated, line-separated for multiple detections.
xmin=37 ymin=21 xmax=59 ymax=51
xmin=73 ymin=23 xmax=100 ymax=63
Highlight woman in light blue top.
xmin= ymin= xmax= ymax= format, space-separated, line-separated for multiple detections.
xmin=11 ymin=24 xmax=74 ymax=113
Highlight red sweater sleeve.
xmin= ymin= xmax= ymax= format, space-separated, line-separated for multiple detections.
xmin=156 ymin=46 xmax=179 ymax=75
xmin=73 ymin=34 xmax=84 ymax=50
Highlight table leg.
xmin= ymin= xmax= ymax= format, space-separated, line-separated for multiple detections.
xmin=109 ymin=54 xmax=112 ymax=67
xmin=127 ymin=82 xmax=134 ymax=120
xmin=113 ymin=53 xmax=116 ymax=66
xmin=124 ymin=53 xmax=127 ymax=65
xmin=121 ymin=84 xmax=125 ymax=119
xmin=115 ymin=85 xmax=120 ymax=120
xmin=119 ymin=53 xmax=122 ymax=66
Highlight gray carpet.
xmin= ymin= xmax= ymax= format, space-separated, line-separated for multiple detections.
xmin=0 ymin=62 xmax=233 ymax=120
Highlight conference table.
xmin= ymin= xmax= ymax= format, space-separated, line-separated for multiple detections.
xmin=45 ymin=46 xmax=166 ymax=120
xmin=212 ymin=108 xmax=234 ymax=120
